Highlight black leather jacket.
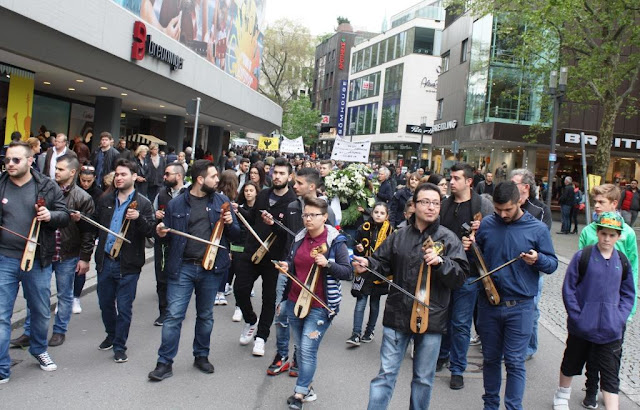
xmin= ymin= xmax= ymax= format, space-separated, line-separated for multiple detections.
xmin=367 ymin=216 xmax=468 ymax=334
xmin=0 ymin=170 xmax=69 ymax=267
xmin=60 ymin=183 xmax=95 ymax=262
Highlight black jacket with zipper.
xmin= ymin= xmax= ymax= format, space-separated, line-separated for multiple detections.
xmin=60 ymin=183 xmax=96 ymax=262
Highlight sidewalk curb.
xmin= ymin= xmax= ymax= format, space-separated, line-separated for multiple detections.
xmin=10 ymin=254 xmax=155 ymax=330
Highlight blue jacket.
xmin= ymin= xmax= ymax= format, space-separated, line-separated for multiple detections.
xmin=163 ymin=190 xmax=241 ymax=279
xmin=563 ymin=247 xmax=635 ymax=344
xmin=476 ymin=211 xmax=558 ymax=300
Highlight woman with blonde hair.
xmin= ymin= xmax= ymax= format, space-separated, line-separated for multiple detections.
xmin=27 ymin=137 xmax=42 ymax=172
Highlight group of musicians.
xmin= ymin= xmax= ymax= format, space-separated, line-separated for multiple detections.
xmin=1 ymin=140 xmax=564 ymax=409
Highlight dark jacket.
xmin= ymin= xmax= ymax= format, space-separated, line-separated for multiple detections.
xmin=284 ymin=197 xmax=336 ymax=250
xmin=283 ymin=226 xmax=353 ymax=316
xmin=43 ymin=148 xmax=77 ymax=178
xmin=162 ymin=190 xmax=241 ymax=278
xmin=523 ymin=197 xmax=552 ymax=230
xmin=60 ymin=183 xmax=95 ymax=262
xmin=94 ymin=191 xmax=155 ymax=274
xmin=558 ymin=184 xmax=575 ymax=206
xmin=389 ymin=187 xmax=412 ymax=227
xmin=243 ymin=187 xmax=297 ymax=259
xmin=146 ymin=155 xmax=166 ymax=189
xmin=134 ymin=157 xmax=149 ymax=197
xmin=367 ymin=216 xmax=468 ymax=334
xmin=563 ymin=247 xmax=634 ymax=344
xmin=474 ymin=180 xmax=495 ymax=196
xmin=0 ymin=169 xmax=70 ymax=267
xmin=82 ymin=182 xmax=103 ymax=206
xmin=376 ymin=179 xmax=393 ymax=203
xmin=440 ymin=190 xmax=495 ymax=232
xmin=90 ymin=147 xmax=120 ymax=187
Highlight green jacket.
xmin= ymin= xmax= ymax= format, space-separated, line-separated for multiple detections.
xmin=579 ymin=222 xmax=638 ymax=319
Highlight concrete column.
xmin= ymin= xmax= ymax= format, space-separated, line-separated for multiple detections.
xmin=165 ymin=115 xmax=185 ymax=153
xmin=523 ymin=149 xmax=536 ymax=172
xmin=206 ymin=126 xmax=224 ymax=164
xmin=93 ymin=96 xmax=122 ymax=150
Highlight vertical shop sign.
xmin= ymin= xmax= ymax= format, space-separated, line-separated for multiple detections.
xmin=4 ymin=75 xmax=35 ymax=144
xmin=337 ymin=80 xmax=348 ymax=136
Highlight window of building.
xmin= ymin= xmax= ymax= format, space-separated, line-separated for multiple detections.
xmin=436 ymin=99 xmax=444 ymax=120
xmin=380 ymin=98 xmax=400 ymax=134
xmin=412 ymin=27 xmax=435 ymax=55
xmin=371 ymin=43 xmax=379 ymax=67
xmin=351 ymin=52 xmax=358 ymax=74
xmin=381 ymin=63 xmax=403 ymax=134
xmin=346 ymin=102 xmax=378 ymax=135
xmin=460 ymin=38 xmax=468 ymax=63
xmin=349 ymin=71 xmax=382 ymax=102
xmin=362 ymin=47 xmax=371 ymax=70
xmin=441 ymin=52 xmax=450 ymax=73
xmin=384 ymin=63 xmax=404 ymax=94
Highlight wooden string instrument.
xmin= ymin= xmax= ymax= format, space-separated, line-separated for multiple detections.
xmin=251 ymin=232 xmax=277 ymax=264
xmin=410 ymin=236 xmax=444 ymax=334
xmin=271 ymin=260 xmax=335 ymax=315
xmin=110 ymin=200 xmax=138 ymax=259
xmin=202 ymin=202 xmax=230 ymax=270
xmin=463 ymin=213 xmax=500 ymax=305
xmin=21 ymin=198 xmax=45 ymax=272
xmin=293 ymin=243 xmax=328 ymax=319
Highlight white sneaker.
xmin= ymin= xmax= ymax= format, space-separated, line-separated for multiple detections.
xmin=232 ymin=307 xmax=243 ymax=322
xmin=33 ymin=351 xmax=57 ymax=371
xmin=252 ymin=337 xmax=265 ymax=356
xmin=224 ymin=283 xmax=233 ymax=296
xmin=239 ymin=323 xmax=257 ymax=345
xmin=72 ymin=298 xmax=82 ymax=314
xmin=214 ymin=293 xmax=221 ymax=305
xmin=218 ymin=294 xmax=228 ymax=305
xmin=304 ymin=387 xmax=317 ymax=402
xmin=250 ymin=289 xmax=255 ymax=297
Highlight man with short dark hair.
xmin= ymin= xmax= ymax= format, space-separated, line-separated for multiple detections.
xmin=93 ymin=158 xmax=155 ymax=363
xmin=463 ymin=182 xmax=558 ymax=409
xmin=116 ymin=138 xmax=134 ymax=162
xmin=237 ymin=157 xmax=250 ymax=192
xmin=619 ymin=179 xmax=640 ymax=227
xmin=475 ymin=172 xmax=495 ymax=196
xmin=1 ymin=142 xmax=69 ymax=379
xmin=90 ymin=132 xmax=121 ymax=189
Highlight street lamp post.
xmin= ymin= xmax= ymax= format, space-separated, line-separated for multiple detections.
xmin=419 ymin=115 xmax=427 ymax=171
xmin=546 ymin=67 xmax=568 ymax=209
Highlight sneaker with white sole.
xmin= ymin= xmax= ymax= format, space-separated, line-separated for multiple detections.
xmin=239 ymin=323 xmax=257 ymax=345
xmin=253 ymin=337 xmax=265 ymax=356
xmin=224 ymin=283 xmax=233 ymax=296
xmin=287 ymin=387 xmax=317 ymax=404
xmin=33 ymin=351 xmax=57 ymax=371
xmin=214 ymin=293 xmax=222 ymax=306
xmin=232 ymin=307 xmax=243 ymax=322
xmin=72 ymin=298 xmax=82 ymax=314
xmin=0 ymin=375 xmax=9 ymax=384
xmin=218 ymin=293 xmax=228 ymax=305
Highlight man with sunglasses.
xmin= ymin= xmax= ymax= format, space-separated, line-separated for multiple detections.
xmin=0 ymin=142 xmax=69 ymax=382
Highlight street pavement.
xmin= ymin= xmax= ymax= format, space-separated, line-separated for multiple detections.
xmin=4 ymin=226 xmax=640 ymax=409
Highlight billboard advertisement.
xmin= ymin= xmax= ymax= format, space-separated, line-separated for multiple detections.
xmin=114 ymin=0 xmax=265 ymax=90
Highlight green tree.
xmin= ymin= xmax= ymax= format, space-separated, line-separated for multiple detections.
xmin=259 ymin=18 xmax=314 ymax=109
xmin=337 ymin=16 xmax=351 ymax=25
xmin=281 ymin=97 xmax=320 ymax=147
xmin=456 ymin=0 xmax=640 ymax=179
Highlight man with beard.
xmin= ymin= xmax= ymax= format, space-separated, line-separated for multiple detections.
xmin=1 ymin=142 xmax=69 ymax=380
xmin=234 ymin=157 xmax=297 ymax=357
xmin=151 ymin=163 xmax=187 ymax=326
xmin=148 ymin=160 xmax=240 ymax=380
xmin=94 ymin=159 xmax=155 ymax=363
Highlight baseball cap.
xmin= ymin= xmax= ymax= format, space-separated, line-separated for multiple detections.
xmin=595 ymin=211 xmax=623 ymax=231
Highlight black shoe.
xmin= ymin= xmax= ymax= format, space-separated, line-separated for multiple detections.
xmin=450 ymin=374 xmax=464 ymax=390
xmin=287 ymin=395 xmax=304 ymax=410
xmin=267 ymin=353 xmax=289 ymax=375
xmin=346 ymin=333 xmax=361 ymax=346
xmin=361 ymin=331 xmax=374 ymax=343
xmin=114 ymin=350 xmax=128 ymax=363
xmin=154 ymin=313 xmax=166 ymax=326
xmin=48 ymin=333 xmax=65 ymax=347
xmin=98 ymin=337 xmax=113 ymax=351
xmin=193 ymin=356 xmax=214 ymax=374
xmin=582 ymin=394 xmax=598 ymax=409
xmin=10 ymin=334 xmax=30 ymax=348
xmin=436 ymin=357 xmax=449 ymax=372
xmin=556 ymin=231 xmax=567 ymax=235
xmin=148 ymin=362 xmax=173 ymax=381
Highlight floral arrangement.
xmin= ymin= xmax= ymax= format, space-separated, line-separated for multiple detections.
xmin=324 ymin=163 xmax=377 ymax=226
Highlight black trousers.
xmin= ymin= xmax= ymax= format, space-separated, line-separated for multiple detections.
xmin=154 ymin=239 xmax=168 ymax=314
xmin=584 ymin=324 xmax=626 ymax=395
xmin=233 ymin=252 xmax=279 ymax=341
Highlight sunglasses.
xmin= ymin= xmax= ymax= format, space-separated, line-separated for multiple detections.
xmin=3 ymin=157 xmax=24 ymax=165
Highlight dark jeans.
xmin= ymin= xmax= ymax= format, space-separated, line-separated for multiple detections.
xmin=73 ymin=271 xmax=86 ymax=298
xmin=352 ymin=294 xmax=381 ymax=335
xmin=570 ymin=207 xmax=578 ymax=232
xmin=560 ymin=204 xmax=572 ymax=233
xmin=97 ymin=257 xmax=140 ymax=352
xmin=233 ymin=252 xmax=278 ymax=341
xmin=157 ymin=263 xmax=223 ymax=364
xmin=154 ymin=239 xmax=168 ymax=315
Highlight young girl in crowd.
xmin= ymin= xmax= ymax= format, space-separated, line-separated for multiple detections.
xmin=346 ymin=202 xmax=393 ymax=346
xmin=215 ymin=170 xmax=239 ymax=306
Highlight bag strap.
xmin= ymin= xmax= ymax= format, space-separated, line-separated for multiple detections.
xmin=578 ymin=244 xmax=629 ymax=284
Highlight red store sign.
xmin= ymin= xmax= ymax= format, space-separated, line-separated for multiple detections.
xmin=338 ymin=38 xmax=346 ymax=70
xmin=131 ymin=21 xmax=184 ymax=71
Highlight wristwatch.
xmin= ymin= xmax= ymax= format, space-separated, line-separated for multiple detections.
xmin=326 ymin=261 xmax=333 ymax=270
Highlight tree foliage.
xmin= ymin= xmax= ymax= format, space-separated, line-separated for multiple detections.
xmin=337 ymin=16 xmax=351 ymax=25
xmin=281 ymin=97 xmax=320 ymax=147
xmin=259 ymin=18 xmax=314 ymax=110
xmin=455 ymin=0 xmax=640 ymax=179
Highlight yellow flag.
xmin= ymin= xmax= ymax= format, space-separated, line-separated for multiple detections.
xmin=4 ymin=75 xmax=34 ymax=144
xmin=588 ymin=174 xmax=601 ymax=193
xmin=258 ymin=136 xmax=279 ymax=151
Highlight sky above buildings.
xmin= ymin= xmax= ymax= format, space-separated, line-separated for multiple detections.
xmin=264 ymin=0 xmax=423 ymax=35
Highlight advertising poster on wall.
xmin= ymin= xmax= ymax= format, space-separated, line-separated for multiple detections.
xmin=114 ymin=0 xmax=265 ymax=90
xmin=4 ymin=75 xmax=34 ymax=144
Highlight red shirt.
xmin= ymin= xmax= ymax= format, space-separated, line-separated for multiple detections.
xmin=288 ymin=228 xmax=328 ymax=309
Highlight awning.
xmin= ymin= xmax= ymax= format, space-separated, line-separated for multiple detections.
xmin=126 ymin=134 xmax=167 ymax=146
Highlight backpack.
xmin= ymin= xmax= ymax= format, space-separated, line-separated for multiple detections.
xmin=577 ymin=245 xmax=630 ymax=285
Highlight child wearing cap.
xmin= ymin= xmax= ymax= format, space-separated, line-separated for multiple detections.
xmin=552 ymin=212 xmax=635 ymax=410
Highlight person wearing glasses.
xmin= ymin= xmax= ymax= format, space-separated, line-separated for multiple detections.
xmin=353 ymin=183 xmax=468 ymax=409
xmin=1 ymin=142 xmax=70 ymax=381
xmin=150 ymin=163 xmax=188 ymax=326
xmin=437 ymin=162 xmax=494 ymax=390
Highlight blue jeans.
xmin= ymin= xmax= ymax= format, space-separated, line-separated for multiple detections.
xmin=477 ymin=297 xmax=534 ymax=410
xmin=287 ymin=304 xmax=331 ymax=395
xmin=0 ymin=255 xmax=52 ymax=378
xmin=447 ymin=277 xmax=480 ymax=375
xmin=526 ymin=275 xmax=544 ymax=357
xmin=368 ymin=327 xmax=441 ymax=410
xmin=560 ymin=204 xmax=572 ymax=233
xmin=158 ymin=263 xmax=223 ymax=364
xmin=275 ymin=300 xmax=290 ymax=357
xmin=97 ymin=257 xmax=140 ymax=352
xmin=24 ymin=257 xmax=79 ymax=336
xmin=352 ymin=294 xmax=381 ymax=335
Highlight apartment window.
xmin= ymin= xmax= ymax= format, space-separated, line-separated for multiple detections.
xmin=436 ymin=99 xmax=444 ymax=120
xmin=460 ymin=39 xmax=468 ymax=63
xmin=441 ymin=52 xmax=450 ymax=73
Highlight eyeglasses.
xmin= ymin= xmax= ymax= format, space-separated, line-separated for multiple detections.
xmin=3 ymin=157 xmax=24 ymax=165
xmin=301 ymin=213 xmax=324 ymax=219
xmin=415 ymin=199 xmax=441 ymax=208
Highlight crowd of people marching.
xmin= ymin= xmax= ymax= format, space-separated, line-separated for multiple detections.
xmin=0 ymin=132 xmax=637 ymax=410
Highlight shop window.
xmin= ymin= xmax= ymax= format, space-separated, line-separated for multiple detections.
xmin=460 ymin=38 xmax=468 ymax=63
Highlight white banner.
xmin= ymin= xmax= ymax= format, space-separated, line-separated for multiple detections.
xmin=279 ymin=136 xmax=305 ymax=153
xmin=331 ymin=137 xmax=371 ymax=163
